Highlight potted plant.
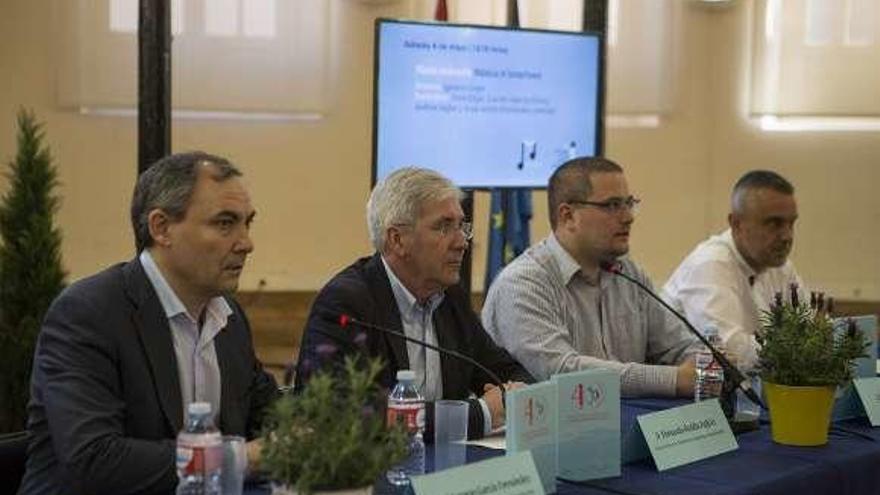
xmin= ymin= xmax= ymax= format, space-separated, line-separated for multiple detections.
xmin=261 ymin=356 xmax=408 ymax=494
xmin=756 ymin=288 xmax=867 ymax=446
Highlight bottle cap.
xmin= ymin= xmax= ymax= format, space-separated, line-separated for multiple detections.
xmin=187 ymin=401 xmax=212 ymax=415
xmin=396 ymin=370 xmax=416 ymax=381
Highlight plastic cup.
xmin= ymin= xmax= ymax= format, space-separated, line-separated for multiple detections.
xmin=735 ymin=374 xmax=762 ymax=423
xmin=434 ymin=400 xmax=468 ymax=471
xmin=221 ymin=435 xmax=247 ymax=495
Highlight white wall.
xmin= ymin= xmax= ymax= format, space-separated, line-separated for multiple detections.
xmin=0 ymin=0 xmax=876 ymax=299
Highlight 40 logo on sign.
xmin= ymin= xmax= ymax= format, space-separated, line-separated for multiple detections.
xmin=571 ymin=383 xmax=606 ymax=410
xmin=523 ymin=396 xmax=548 ymax=427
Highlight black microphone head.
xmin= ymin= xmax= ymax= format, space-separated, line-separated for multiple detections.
xmin=313 ymin=309 xmax=350 ymax=328
xmin=339 ymin=314 xmax=355 ymax=328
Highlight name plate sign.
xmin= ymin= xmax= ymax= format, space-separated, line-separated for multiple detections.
xmin=506 ymin=381 xmax=558 ymax=493
xmin=853 ymin=377 xmax=880 ymax=426
xmin=552 ymin=369 xmax=620 ymax=481
xmin=636 ymin=399 xmax=737 ymax=471
xmin=411 ymin=451 xmax=544 ymax=495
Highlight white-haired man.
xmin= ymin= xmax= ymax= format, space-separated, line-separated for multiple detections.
xmin=295 ymin=167 xmax=532 ymax=439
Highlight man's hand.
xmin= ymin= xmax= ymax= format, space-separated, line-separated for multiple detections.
xmin=481 ymin=382 xmax=527 ymax=429
xmin=246 ymin=439 xmax=262 ymax=474
xmin=675 ymin=358 xmax=696 ymax=397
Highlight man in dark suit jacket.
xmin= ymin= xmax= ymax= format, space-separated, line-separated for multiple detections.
xmin=295 ymin=167 xmax=532 ymax=440
xmin=19 ymin=152 xmax=277 ymax=495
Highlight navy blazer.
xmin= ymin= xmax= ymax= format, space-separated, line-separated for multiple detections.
xmin=294 ymin=253 xmax=533 ymax=440
xmin=19 ymin=258 xmax=277 ymax=495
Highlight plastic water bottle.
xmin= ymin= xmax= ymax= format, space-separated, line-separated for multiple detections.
xmin=694 ymin=326 xmax=725 ymax=402
xmin=386 ymin=370 xmax=425 ymax=487
xmin=176 ymin=402 xmax=222 ymax=495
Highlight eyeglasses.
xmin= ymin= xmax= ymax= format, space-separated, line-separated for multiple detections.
xmin=394 ymin=220 xmax=474 ymax=241
xmin=432 ymin=220 xmax=474 ymax=241
xmin=568 ymin=196 xmax=641 ymax=214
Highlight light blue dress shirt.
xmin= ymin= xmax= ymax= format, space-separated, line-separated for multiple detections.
xmin=381 ymin=257 xmax=493 ymax=435
xmin=140 ymin=250 xmax=232 ymax=422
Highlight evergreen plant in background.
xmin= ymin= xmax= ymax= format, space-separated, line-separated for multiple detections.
xmin=0 ymin=109 xmax=65 ymax=433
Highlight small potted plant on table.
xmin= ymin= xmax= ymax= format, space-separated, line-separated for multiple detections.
xmin=756 ymin=288 xmax=867 ymax=446
xmin=261 ymin=357 xmax=408 ymax=494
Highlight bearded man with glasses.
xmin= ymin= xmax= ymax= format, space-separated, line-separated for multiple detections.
xmin=295 ymin=167 xmax=532 ymax=440
xmin=482 ymin=157 xmax=698 ymax=398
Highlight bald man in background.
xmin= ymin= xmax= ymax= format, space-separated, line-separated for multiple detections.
xmin=663 ymin=170 xmax=806 ymax=369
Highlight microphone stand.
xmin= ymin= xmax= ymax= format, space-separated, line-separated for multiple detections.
xmin=601 ymin=263 xmax=765 ymax=417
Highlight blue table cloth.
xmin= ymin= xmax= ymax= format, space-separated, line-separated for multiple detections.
xmin=248 ymin=398 xmax=880 ymax=494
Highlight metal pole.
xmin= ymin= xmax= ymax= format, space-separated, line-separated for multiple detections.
xmin=583 ymin=0 xmax=608 ymax=156
xmin=138 ymin=0 xmax=172 ymax=174
xmin=460 ymin=191 xmax=474 ymax=296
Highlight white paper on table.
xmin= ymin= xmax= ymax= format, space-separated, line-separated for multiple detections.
xmin=466 ymin=427 xmax=506 ymax=450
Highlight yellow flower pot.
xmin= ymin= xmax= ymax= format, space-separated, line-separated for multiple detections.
xmin=763 ymin=381 xmax=836 ymax=446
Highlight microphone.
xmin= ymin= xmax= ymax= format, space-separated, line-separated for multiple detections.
xmin=318 ymin=311 xmax=508 ymax=402
xmin=600 ymin=261 xmax=765 ymax=410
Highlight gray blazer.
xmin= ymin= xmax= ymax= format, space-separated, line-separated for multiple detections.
xmin=18 ymin=258 xmax=277 ymax=495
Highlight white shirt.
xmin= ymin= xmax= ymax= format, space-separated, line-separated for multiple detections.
xmin=140 ymin=250 xmax=232 ymax=421
xmin=662 ymin=229 xmax=805 ymax=370
xmin=381 ymin=257 xmax=445 ymax=401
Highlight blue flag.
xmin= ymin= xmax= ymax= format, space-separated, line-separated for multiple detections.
xmin=485 ymin=188 xmax=532 ymax=292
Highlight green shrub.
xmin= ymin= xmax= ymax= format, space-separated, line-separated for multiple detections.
xmin=261 ymin=356 xmax=408 ymax=494
xmin=0 ymin=109 xmax=65 ymax=433
xmin=756 ymin=291 xmax=866 ymax=387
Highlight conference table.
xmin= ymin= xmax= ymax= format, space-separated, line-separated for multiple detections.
xmin=246 ymin=398 xmax=880 ymax=495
